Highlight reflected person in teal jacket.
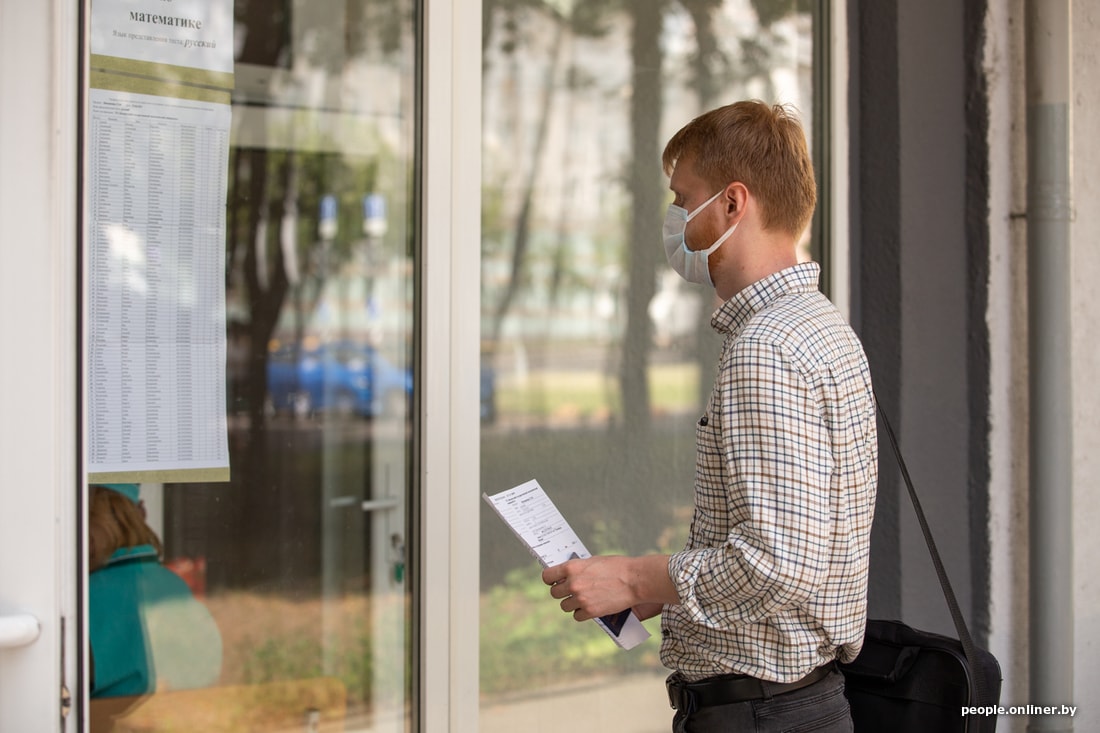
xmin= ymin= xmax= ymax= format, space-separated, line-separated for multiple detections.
xmin=88 ymin=483 xmax=222 ymax=698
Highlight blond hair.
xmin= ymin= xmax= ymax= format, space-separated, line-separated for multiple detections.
xmin=662 ymin=100 xmax=817 ymax=238
xmin=88 ymin=485 xmax=162 ymax=571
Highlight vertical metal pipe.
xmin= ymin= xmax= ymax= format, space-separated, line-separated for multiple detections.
xmin=1025 ymin=1 xmax=1074 ymax=731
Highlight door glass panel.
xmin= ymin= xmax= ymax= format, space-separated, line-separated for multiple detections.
xmin=479 ymin=2 xmax=819 ymax=730
xmin=85 ymin=1 xmax=419 ymax=731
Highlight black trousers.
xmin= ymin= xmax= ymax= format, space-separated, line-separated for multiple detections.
xmin=671 ymin=668 xmax=853 ymax=733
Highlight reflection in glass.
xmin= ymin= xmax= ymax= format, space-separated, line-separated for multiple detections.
xmin=88 ymin=1 xmax=418 ymax=731
xmin=88 ymin=484 xmax=222 ymax=700
xmin=479 ymin=2 xmax=817 ymax=730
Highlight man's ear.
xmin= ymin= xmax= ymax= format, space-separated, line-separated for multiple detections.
xmin=724 ymin=182 xmax=749 ymax=219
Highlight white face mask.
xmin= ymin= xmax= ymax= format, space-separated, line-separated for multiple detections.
xmin=662 ymin=189 xmax=738 ymax=286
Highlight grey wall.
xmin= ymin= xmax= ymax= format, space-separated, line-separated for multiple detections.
xmin=849 ymin=0 xmax=991 ymax=642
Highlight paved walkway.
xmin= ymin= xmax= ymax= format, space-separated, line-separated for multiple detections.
xmin=479 ymin=672 xmax=671 ymax=733
xmin=333 ymin=673 xmax=671 ymax=732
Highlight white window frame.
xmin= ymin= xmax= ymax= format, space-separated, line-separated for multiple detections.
xmin=419 ymin=1 xmax=482 ymax=731
xmin=829 ymin=0 xmax=852 ymax=319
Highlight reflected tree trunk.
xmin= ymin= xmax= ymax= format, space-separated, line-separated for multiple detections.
xmin=602 ymin=0 xmax=666 ymax=533
xmin=680 ymin=0 xmax=725 ymax=411
xmin=229 ymin=0 xmax=292 ymax=587
xmin=619 ymin=0 xmax=666 ymax=430
xmin=487 ymin=15 xmax=566 ymax=351
xmin=241 ymin=149 xmax=293 ymax=583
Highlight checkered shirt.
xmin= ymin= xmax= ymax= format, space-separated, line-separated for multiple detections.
xmin=660 ymin=262 xmax=878 ymax=683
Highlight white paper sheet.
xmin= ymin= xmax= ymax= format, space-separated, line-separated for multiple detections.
xmin=86 ymin=88 xmax=231 ymax=479
xmin=91 ymin=0 xmax=235 ymax=74
xmin=483 ymin=479 xmax=651 ymax=650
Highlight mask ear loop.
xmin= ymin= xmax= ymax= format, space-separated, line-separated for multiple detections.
xmin=697 ymin=184 xmax=742 ymax=257
xmin=685 ymin=189 xmax=725 ymax=222
xmin=698 ymin=221 xmax=738 ymax=257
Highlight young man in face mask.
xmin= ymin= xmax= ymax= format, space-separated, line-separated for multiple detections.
xmin=541 ymin=101 xmax=878 ymax=733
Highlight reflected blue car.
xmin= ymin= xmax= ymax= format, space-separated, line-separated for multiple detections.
xmin=267 ymin=340 xmax=412 ymax=418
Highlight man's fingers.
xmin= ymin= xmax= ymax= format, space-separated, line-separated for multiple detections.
xmin=541 ymin=562 xmax=568 ymax=586
xmin=548 ymin=581 xmax=571 ymax=600
xmin=544 ymin=559 xmax=599 ymax=622
xmin=560 ymin=596 xmax=594 ymax=622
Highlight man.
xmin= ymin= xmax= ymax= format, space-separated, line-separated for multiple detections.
xmin=542 ymin=101 xmax=878 ymax=732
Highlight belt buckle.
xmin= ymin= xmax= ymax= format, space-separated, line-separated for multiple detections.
xmin=665 ymin=675 xmax=680 ymax=710
xmin=665 ymin=675 xmax=695 ymax=715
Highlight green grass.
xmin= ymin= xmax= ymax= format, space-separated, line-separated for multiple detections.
xmin=478 ymin=568 xmax=664 ymax=695
xmin=494 ymin=362 xmax=700 ymax=419
xmin=478 ymin=370 xmax=703 ymax=696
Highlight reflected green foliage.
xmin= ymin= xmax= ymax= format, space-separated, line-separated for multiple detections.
xmin=480 ymin=420 xmax=698 ymax=591
xmin=243 ymin=630 xmax=373 ymax=706
xmin=227 ymin=592 xmax=409 ymax=710
xmin=479 ymin=567 xmax=663 ymax=695
xmin=244 ymin=637 xmax=324 ymax=685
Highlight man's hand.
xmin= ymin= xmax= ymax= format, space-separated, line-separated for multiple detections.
xmin=541 ymin=555 xmax=678 ymax=622
xmin=632 ymin=602 xmax=665 ymax=621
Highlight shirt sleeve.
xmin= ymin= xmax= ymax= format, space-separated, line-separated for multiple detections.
xmin=669 ymin=338 xmax=835 ymax=630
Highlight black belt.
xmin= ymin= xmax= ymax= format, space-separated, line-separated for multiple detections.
xmin=666 ymin=662 xmax=835 ymax=714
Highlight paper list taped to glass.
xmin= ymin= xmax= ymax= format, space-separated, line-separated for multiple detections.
xmin=483 ymin=479 xmax=650 ymax=650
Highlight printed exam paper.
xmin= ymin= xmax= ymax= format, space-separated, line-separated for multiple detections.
xmin=483 ymin=479 xmax=651 ymax=650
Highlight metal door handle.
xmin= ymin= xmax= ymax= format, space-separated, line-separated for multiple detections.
xmin=361 ymin=497 xmax=400 ymax=512
xmin=0 ymin=614 xmax=40 ymax=648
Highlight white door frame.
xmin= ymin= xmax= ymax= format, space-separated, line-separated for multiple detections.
xmin=419 ymin=0 xmax=482 ymax=731
xmin=1 ymin=0 xmax=492 ymax=729
xmin=0 ymin=0 xmax=81 ymax=731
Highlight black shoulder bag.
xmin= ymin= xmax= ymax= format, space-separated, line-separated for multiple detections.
xmin=840 ymin=400 xmax=1003 ymax=732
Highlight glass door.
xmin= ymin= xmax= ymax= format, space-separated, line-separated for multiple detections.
xmin=84 ymin=1 xmax=419 ymax=730
xmin=478 ymin=1 xmax=823 ymax=730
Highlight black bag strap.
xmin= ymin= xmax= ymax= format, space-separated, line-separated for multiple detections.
xmin=874 ymin=394 xmax=993 ymax=707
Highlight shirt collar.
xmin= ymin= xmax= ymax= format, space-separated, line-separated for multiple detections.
xmin=104 ymin=544 xmax=159 ymax=566
xmin=711 ymin=262 xmax=821 ymax=336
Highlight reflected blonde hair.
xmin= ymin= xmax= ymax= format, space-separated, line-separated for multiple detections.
xmin=88 ymin=485 xmax=162 ymax=571
xmin=662 ymin=100 xmax=817 ymax=238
